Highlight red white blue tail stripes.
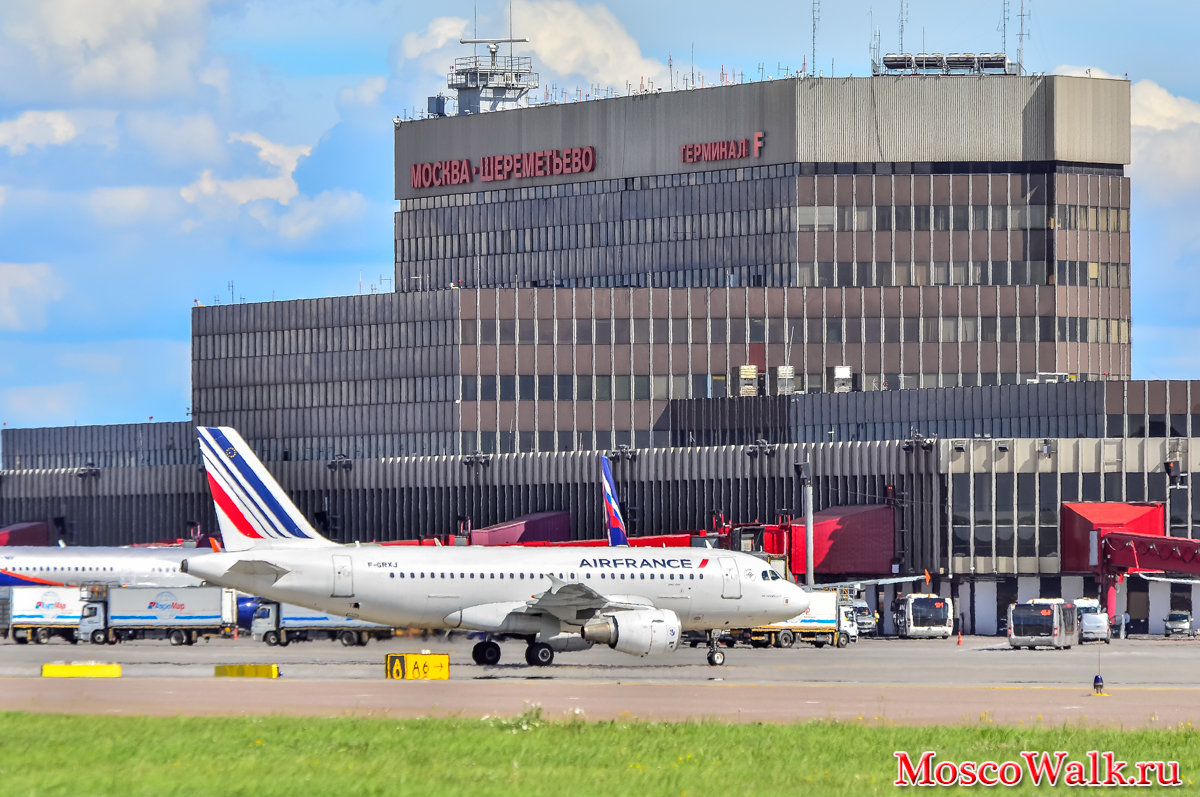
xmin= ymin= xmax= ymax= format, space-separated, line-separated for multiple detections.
xmin=600 ymin=455 xmax=629 ymax=546
xmin=198 ymin=427 xmax=333 ymax=551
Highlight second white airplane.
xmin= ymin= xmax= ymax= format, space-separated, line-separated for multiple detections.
xmin=183 ymin=426 xmax=809 ymax=666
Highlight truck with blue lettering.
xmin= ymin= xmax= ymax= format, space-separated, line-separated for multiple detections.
xmin=748 ymin=589 xmax=860 ymax=649
xmin=4 ymin=586 xmax=88 ymax=644
xmin=77 ymin=586 xmax=236 ymax=645
xmin=251 ymin=600 xmax=393 ymax=647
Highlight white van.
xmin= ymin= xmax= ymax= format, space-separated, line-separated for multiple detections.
xmin=1075 ymin=597 xmax=1110 ymax=644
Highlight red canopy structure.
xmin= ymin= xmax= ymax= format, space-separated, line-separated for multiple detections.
xmin=790 ymin=504 xmax=895 ymax=577
xmin=1059 ymin=501 xmax=1200 ymax=620
xmin=0 ymin=522 xmax=50 ymax=546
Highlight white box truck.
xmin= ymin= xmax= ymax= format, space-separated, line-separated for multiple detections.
xmin=749 ymin=589 xmax=859 ymax=649
xmin=5 ymin=586 xmax=88 ymax=644
xmin=250 ymin=601 xmax=392 ymax=647
xmin=77 ymin=586 xmax=236 ymax=645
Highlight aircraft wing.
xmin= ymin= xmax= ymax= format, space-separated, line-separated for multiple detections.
xmin=226 ymin=558 xmax=290 ymax=583
xmin=805 ymin=574 xmax=927 ymax=591
xmin=523 ymin=575 xmax=653 ymax=624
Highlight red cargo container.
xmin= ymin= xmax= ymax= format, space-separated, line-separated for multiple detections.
xmin=1060 ymin=502 xmax=1165 ymax=573
xmin=0 ymin=522 xmax=50 ymax=546
xmin=790 ymin=505 xmax=895 ymax=577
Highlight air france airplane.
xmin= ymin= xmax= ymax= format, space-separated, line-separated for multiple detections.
xmin=183 ymin=427 xmax=809 ymax=666
xmin=0 ymin=546 xmax=207 ymax=588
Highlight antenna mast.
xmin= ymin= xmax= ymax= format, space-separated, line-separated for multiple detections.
xmin=999 ymin=0 xmax=1009 ymax=57
xmin=812 ymin=0 xmax=820 ymax=77
xmin=1017 ymin=0 xmax=1029 ymax=75
xmin=898 ymin=1 xmax=907 ymax=54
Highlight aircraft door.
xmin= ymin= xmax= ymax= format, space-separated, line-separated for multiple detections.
xmin=719 ymin=557 xmax=741 ymax=599
xmin=332 ymin=555 xmax=354 ymax=597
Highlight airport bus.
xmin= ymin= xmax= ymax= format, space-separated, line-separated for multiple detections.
xmin=1007 ymin=599 xmax=1078 ymax=649
xmin=895 ymin=594 xmax=954 ymax=639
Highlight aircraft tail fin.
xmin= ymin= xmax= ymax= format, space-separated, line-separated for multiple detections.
xmin=197 ymin=427 xmax=337 ymax=552
xmin=600 ymin=455 xmax=629 ymax=546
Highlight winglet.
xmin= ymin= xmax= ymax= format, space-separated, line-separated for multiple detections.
xmin=599 ymin=455 xmax=629 ymax=546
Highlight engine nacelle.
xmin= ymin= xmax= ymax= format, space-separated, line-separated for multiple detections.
xmin=580 ymin=608 xmax=681 ymax=656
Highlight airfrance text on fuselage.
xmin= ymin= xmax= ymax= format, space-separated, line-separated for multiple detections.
xmin=365 ymin=558 xmax=708 ymax=570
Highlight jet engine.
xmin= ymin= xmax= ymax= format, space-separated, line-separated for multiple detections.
xmin=580 ymin=608 xmax=681 ymax=656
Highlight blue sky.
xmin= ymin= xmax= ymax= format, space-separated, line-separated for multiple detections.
xmin=1 ymin=0 xmax=1199 ymax=429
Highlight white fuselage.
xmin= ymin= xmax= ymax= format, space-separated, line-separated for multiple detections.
xmin=0 ymin=547 xmax=208 ymax=589
xmin=183 ymin=546 xmax=808 ymax=632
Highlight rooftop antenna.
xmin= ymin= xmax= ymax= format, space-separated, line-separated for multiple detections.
xmin=811 ymin=0 xmax=820 ymax=81
xmin=999 ymin=0 xmax=1009 ymax=58
xmin=669 ymin=53 xmax=673 ymax=89
xmin=898 ymin=1 xmax=907 ymax=55
xmin=691 ymin=43 xmax=695 ymax=89
xmin=1017 ymin=0 xmax=1029 ymax=75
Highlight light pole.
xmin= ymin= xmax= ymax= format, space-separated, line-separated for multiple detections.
xmin=794 ymin=461 xmax=814 ymax=587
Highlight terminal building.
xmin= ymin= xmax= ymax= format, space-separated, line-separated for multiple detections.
xmin=4 ymin=59 xmax=1171 ymax=635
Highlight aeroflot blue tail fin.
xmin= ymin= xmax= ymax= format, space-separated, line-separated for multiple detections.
xmin=600 ymin=455 xmax=629 ymax=546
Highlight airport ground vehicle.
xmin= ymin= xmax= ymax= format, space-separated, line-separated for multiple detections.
xmin=894 ymin=593 xmax=954 ymax=639
xmin=1008 ymin=599 xmax=1079 ymax=649
xmin=250 ymin=601 xmax=393 ymax=646
xmin=1075 ymin=597 xmax=1111 ymax=643
xmin=749 ymin=589 xmax=859 ymax=649
xmin=3 ymin=586 xmax=86 ymax=644
xmin=852 ymin=599 xmax=877 ymax=636
xmin=77 ymin=586 xmax=236 ymax=645
xmin=1164 ymin=611 xmax=1195 ymax=638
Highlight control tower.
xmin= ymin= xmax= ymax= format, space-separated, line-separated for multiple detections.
xmin=449 ymin=38 xmax=540 ymax=114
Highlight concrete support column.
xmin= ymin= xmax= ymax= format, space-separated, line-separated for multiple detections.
xmin=974 ymin=580 xmax=998 ymax=636
xmin=882 ymin=584 xmax=895 ymax=635
xmin=956 ymin=580 xmax=972 ymax=634
xmin=1017 ymin=576 xmax=1039 ymax=603
xmin=1061 ymin=576 xmax=1084 ymax=602
xmin=1149 ymin=580 xmax=1170 ymax=635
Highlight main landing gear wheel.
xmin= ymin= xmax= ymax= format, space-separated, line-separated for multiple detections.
xmin=525 ymin=642 xmax=554 ymax=666
xmin=705 ymin=630 xmax=726 ymax=666
xmin=473 ymin=641 xmax=502 ymax=666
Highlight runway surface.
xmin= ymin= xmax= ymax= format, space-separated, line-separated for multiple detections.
xmin=3 ymin=634 xmax=1199 ymax=726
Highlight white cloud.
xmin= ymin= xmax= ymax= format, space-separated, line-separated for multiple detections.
xmin=125 ymin=111 xmax=225 ymax=163
xmin=513 ymin=0 xmax=668 ymax=88
xmin=180 ymin=131 xmax=311 ymax=207
xmin=2 ymin=383 xmax=82 ymax=421
xmin=249 ymin=189 xmax=368 ymax=242
xmin=338 ymin=76 xmax=388 ymax=107
xmin=0 ymin=111 xmax=77 ymax=154
xmin=89 ymin=186 xmax=183 ymax=226
xmin=0 ymin=109 xmax=116 ymax=155
xmin=400 ymin=16 xmax=468 ymax=60
xmin=0 ymin=262 xmax=66 ymax=332
xmin=0 ymin=0 xmax=211 ymax=100
xmin=0 ymin=186 xmax=7 ymax=213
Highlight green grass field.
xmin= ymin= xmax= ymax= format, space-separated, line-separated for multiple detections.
xmin=1 ymin=710 xmax=1196 ymax=795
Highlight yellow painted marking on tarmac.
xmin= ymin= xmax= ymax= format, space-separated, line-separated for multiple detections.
xmin=214 ymin=664 xmax=280 ymax=678
xmin=41 ymin=663 xmax=121 ymax=678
